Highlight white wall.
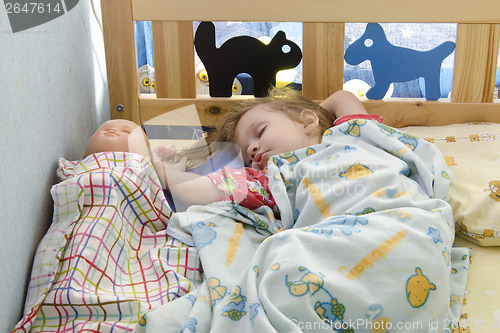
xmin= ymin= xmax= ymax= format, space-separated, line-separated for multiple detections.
xmin=0 ymin=1 xmax=109 ymax=331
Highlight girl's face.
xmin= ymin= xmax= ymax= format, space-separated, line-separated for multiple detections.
xmin=235 ymin=104 xmax=320 ymax=171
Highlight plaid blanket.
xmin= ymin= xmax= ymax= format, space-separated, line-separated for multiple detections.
xmin=13 ymin=152 xmax=202 ymax=333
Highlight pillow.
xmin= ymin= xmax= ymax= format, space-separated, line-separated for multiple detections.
xmin=402 ymin=122 xmax=500 ymax=246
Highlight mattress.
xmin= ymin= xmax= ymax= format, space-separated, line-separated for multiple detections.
xmin=454 ymin=236 xmax=500 ymax=332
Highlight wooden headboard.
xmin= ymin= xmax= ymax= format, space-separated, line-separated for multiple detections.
xmin=100 ymin=0 xmax=500 ymax=128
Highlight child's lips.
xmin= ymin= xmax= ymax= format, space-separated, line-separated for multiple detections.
xmin=254 ymin=152 xmax=263 ymax=163
xmin=253 ymin=152 xmax=268 ymax=169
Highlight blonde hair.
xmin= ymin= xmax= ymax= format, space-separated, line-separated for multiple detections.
xmin=180 ymin=87 xmax=336 ymax=169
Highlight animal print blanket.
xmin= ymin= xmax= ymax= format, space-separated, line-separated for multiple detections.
xmin=134 ymin=120 xmax=470 ymax=333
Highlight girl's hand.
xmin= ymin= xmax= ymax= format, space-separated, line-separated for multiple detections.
xmin=152 ymin=145 xmax=187 ymax=186
xmin=153 ymin=145 xmax=177 ymax=161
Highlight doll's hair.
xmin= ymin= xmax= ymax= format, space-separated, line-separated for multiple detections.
xmin=179 ymin=87 xmax=336 ymax=169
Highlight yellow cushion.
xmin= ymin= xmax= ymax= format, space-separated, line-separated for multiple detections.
xmin=403 ymin=122 xmax=500 ymax=246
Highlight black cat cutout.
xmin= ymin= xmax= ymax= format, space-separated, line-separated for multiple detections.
xmin=194 ymin=21 xmax=302 ymax=97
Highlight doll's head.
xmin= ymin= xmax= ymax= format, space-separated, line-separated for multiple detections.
xmin=84 ymin=119 xmax=151 ymax=159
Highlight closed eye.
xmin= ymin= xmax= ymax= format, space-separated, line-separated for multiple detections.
xmin=258 ymin=125 xmax=267 ymax=138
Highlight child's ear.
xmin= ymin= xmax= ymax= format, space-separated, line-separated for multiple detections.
xmin=299 ymin=110 xmax=320 ymax=135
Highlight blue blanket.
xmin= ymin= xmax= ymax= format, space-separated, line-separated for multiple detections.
xmin=135 ymin=120 xmax=469 ymax=333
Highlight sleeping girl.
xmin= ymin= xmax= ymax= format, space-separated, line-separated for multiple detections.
xmin=155 ymin=88 xmax=377 ymax=209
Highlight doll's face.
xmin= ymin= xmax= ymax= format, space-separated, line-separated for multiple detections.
xmin=84 ymin=119 xmax=151 ymax=159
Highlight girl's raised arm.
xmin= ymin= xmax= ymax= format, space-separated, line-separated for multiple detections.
xmin=320 ymin=90 xmax=368 ymax=119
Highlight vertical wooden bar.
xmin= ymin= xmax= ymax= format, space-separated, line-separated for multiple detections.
xmin=152 ymin=22 xmax=196 ymax=98
xmin=452 ymin=24 xmax=500 ymax=103
xmin=302 ymin=23 xmax=345 ymax=100
xmin=484 ymin=24 xmax=500 ymax=100
xmin=101 ymin=0 xmax=141 ymax=123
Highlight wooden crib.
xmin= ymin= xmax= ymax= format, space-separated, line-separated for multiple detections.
xmin=13 ymin=1 xmax=500 ymax=332
xmin=98 ymin=1 xmax=500 ymax=331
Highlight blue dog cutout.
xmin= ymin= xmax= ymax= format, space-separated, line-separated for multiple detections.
xmin=344 ymin=23 xmax=455 ymax=100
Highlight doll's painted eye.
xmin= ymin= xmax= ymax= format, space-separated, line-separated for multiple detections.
xmin=198 ymin=70 xmax=209 ymax=82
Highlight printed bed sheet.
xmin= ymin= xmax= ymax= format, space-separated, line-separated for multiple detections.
xmin=135 ymin=120 xmax=470 ymax=333
xmin=14 ymin=152 xmax=202 ymax=332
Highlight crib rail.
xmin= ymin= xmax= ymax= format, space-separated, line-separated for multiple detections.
xmin=100 ymin=0 xmax=500 ymax=127
xmin=131 ymin=0 xmax=500 ymax=24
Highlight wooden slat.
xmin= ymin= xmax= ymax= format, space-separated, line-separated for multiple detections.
xmin=452 ymin=24 xmax=500 ymax=103
xmin=302 ymin=23 xmax=344 ymax=100
xmin=100 ymin=0 xmax=140 ymax=123
xmin=132 ymin=0 xmax=500 ymax=23
xmin=484 ymin=25 xmax=500 ymax=100
xmin=139 ymin=95 xmax=500 ymax=127
xmin=140 ymin=95 xmax=243 ymax=125
xmin=152 ymin=21 xmax=196 ymax=98
xmin=364 ymin=100 xmax=500 ymax=127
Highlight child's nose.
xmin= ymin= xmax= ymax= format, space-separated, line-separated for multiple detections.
xmin=247 ymin=144 xmax=258 ymax=160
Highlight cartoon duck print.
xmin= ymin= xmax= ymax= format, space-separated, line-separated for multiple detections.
xmin=287 ymin=267 xmax=350 ymax=329
xmin=406 ymin=267 xmax=436 ymax=308
xmin=342 ymin=119 xmax=367 ymax=137
xmin=207 ymin=277 xmax=227 ymax=305
xmin=340 ymin=162 xmax=373 ymax=180
xmin=486 ymin=180 xmax=500 ymax=201
xmin=221 ymin=286 xmax=247 ymax=321
xmin=286 ymin=270 xmax=324 ymax=296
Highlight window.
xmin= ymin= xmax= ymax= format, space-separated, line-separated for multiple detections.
xmin=135 ymin=21 xmax=458 ymax=99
